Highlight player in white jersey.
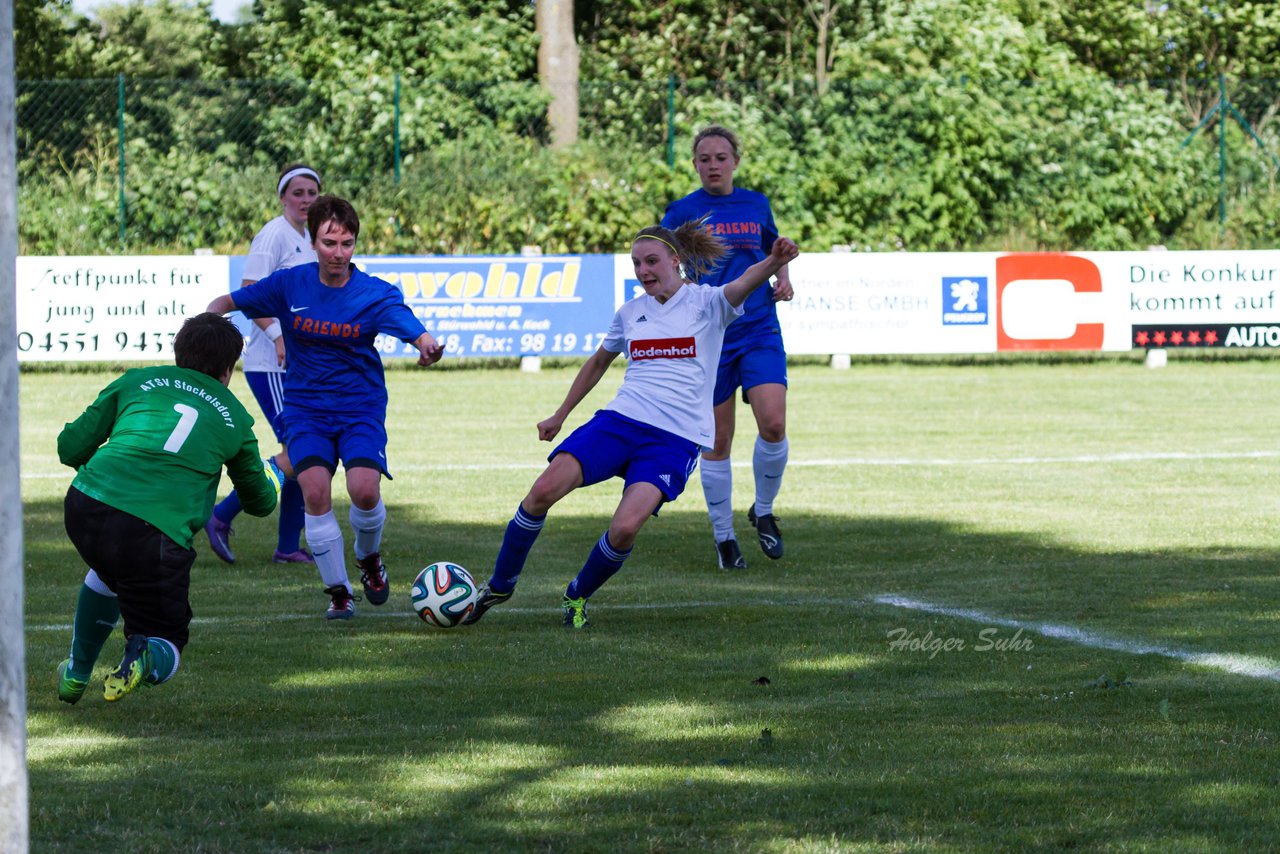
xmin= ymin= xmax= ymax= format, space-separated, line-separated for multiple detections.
xmin=205 ymin=164 xmax=321 ymax=565
xmin=463 ymin=219 xmax=799 ymax=628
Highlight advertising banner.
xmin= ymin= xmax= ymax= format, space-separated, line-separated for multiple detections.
xmin=776 ymin=252 xmax=999 ymax=354
xmin=352 ymin=255 xmax=618 ymax=359
xmin=778 ymin=250 xmax=1280 ymax=354
xmin=17 ymin=249 xmax=1280 ymax=363
xmin=16 ymin=256 xmax=230 ymax=362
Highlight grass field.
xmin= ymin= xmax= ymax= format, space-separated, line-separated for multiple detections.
xmin=20 ymin=358 xmax=1280 ymax=852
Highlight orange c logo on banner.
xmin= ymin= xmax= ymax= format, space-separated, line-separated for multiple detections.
xmin=996 ymin=254 xmax=1105 ymax=351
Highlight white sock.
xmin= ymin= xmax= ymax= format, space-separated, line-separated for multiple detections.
xmin=349 ymin=499 xmax=386 ymax=560
xmin=84 ymin=569 xmax=116 ymax=597
xmin=700 ymin=457 xmax=736 ymax=542
xmin=753 ymin=436 xmax=789 ymax=516
xmin=305 ymin=511 xmax=350 ymax=592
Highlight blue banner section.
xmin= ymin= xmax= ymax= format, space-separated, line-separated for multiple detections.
xmin=227 ymin=254 xmax=619 ymax=358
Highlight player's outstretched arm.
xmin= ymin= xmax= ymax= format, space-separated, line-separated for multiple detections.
xmin=537 ymin=346 xmax=619 ymax=442
xmin=412 ymin=332 xmax=445 ymax=367
xmin=772 ymin=263 xmax=794 ymax=302
xmin=226 ymin=443 xmax=278 ymax=518
xmin=723 ymin=237 xmax=799 ymax=308
xmin=207 ymin=294 xmax=238 ymax=315
xmin=57 ymin=382 xmax=121 ymax=469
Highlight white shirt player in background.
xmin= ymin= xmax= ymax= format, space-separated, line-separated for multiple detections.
xmin=463 ymin=218 xmax=799 ymax=629
xmin=204 ymin=164 xmax=321 ymax=566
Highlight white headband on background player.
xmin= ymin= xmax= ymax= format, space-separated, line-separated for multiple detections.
xmin=277 ymin=167 xmax=321 ymax=197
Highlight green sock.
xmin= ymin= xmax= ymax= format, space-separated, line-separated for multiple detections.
xmin=68 ymin=584 xmax=120 ymax=680
xmin=144 ymin=637 xmax=179 ymax=685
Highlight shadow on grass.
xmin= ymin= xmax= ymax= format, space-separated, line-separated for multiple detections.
xmin=23 ymin=497 xmax=1280 ymax=851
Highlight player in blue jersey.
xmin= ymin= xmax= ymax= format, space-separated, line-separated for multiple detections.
xmin=662 ymin=125 xmax=795 ymax=570
xmin=205 ymin=163 xmax=322 ymax=567
xmin=207 ymin=195 xmax=444 ymax=620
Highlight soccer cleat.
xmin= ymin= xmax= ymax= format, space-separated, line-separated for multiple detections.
xmin=747 ymin=505 xmax=784 ymax=560
xmin=715 ymin=538 xmax=747 ymax=570
xmin=357 ymin=552 xmax=390 ymax=606
xmin=272 ymin=548 xmax=315 ymax=565
xmin=205 ymin=515 xmax=235 ymax=564
xmin=324 ymin=584 xmax=356 ymax=620
xmin=103 ymin=635 xmax=151 ymax=702
xmin=461 ymin=584 xmax=512 ymax=626
xmin=263 ymin=456 xmax=286 ymax=494
xmin=57 ymin=659 xmax=89 ymax=705
xmin=562 ymin=594 xmax=589 ymax=629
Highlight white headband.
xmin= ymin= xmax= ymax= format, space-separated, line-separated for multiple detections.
xmin=278 ymin=167 xmax=320 ymax=196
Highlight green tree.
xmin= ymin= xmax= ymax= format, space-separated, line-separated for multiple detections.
xmin=1044 ymin=1 xmax=1280 ymax=128
xmin=79 ymin=0 xmax=230 ymax=79
xmin=796 ymin=0 xmax=1208 ymax=249
xmin=242 ymin=0 xmax=543 ymax=178
xmin=15 ymin=0 xmax=93 ymax=79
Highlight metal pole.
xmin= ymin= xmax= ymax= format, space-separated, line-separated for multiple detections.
xmin=0 ymin=0 xmax=30 ymax=849
xmin=1219 ymin=73 xmax=1226 ymax=229
xmin=117 ymin=73 xmax=126 ymax=245
xmin=393 ymin=73 xmax=401 ymax=184
xmin=666 ymin=74 xmax=676 ymax=168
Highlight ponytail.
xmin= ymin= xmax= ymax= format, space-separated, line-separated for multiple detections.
xmin=633 ymin=216 xmax=728 ymax=280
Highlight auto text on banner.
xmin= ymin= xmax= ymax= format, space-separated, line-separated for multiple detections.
xmin=1115 ymin=250 xmax=1280 ymax=349
xmin=357 ymin=255 xmax=619 ymax=358
xmin=16 ymin=256 xmax=232 ymax=362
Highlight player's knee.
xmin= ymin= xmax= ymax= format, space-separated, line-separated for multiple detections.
xmin=349 ymin=487 xmax=380 ymax=510
xmin=758 ymin=421 xmax=786 ymax=443
xmin=301 ymin=489 xmax=332 ymax=515
xmin=607 ymin=523 xmax=640 ymax=551
xmin=611 ymin=507 xmax=653 ymax=546
xmin=524 ymin=482 xmax=559 ymax=515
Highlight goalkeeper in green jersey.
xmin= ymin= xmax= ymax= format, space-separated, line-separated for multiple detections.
xmin=55 ymin=312 xmax=282 ymax=704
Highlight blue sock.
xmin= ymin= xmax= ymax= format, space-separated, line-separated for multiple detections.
xmin=277 ymin=478 xmax=305 ymax=553
xmin=214 ymin=490 xmax=242 ymax=524
xmin=68 ymin=582 xmax=119 ymax=679
xmin=565 ymin=532 xmax=632 ymax=600
xmin=489 ymin=505 xmax=546 ymax=594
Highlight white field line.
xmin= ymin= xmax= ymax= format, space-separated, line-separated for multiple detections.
xmin=21 ymin=448 xmax=1280 ymax=480
xmin=29 ymin=593 xmax=1280 ymax=682
xmin=875 ymin=594 xmax=1280 ymax=682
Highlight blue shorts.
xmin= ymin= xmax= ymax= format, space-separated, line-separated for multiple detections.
xmin=715 ymin=335 xmax=788 ymax=406
xmin=244 ymin=371 xmax=287 ymax=442
xmin=283 ymin=410 xmax=391 ymax=478
xmin=552 ymin=410 xmax=699 ymax=510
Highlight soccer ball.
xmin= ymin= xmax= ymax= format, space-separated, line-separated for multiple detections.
xmin=410 ymin=561 xmax=478 ymax=627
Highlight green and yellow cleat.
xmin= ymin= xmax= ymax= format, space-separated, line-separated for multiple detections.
xmin=103 ymin=635 xmax=151 ymax=702
xmin=57 ymin=659 xmax=89 ymax=705
xmin=562 ymin=594 xmax=589 ymax=629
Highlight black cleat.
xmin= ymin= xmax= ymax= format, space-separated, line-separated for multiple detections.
xmin=748 ymin=505 xmax=784 ymax=560
xmin=358 ymin=552 xmax=389 ymax=606
xmin=715 ymin=538 xmax=747 ymax=570
xmin=324 ymin=584 xmax=357 ymax=620
xmin=462 ymin=584 xmax=512 ymax=625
